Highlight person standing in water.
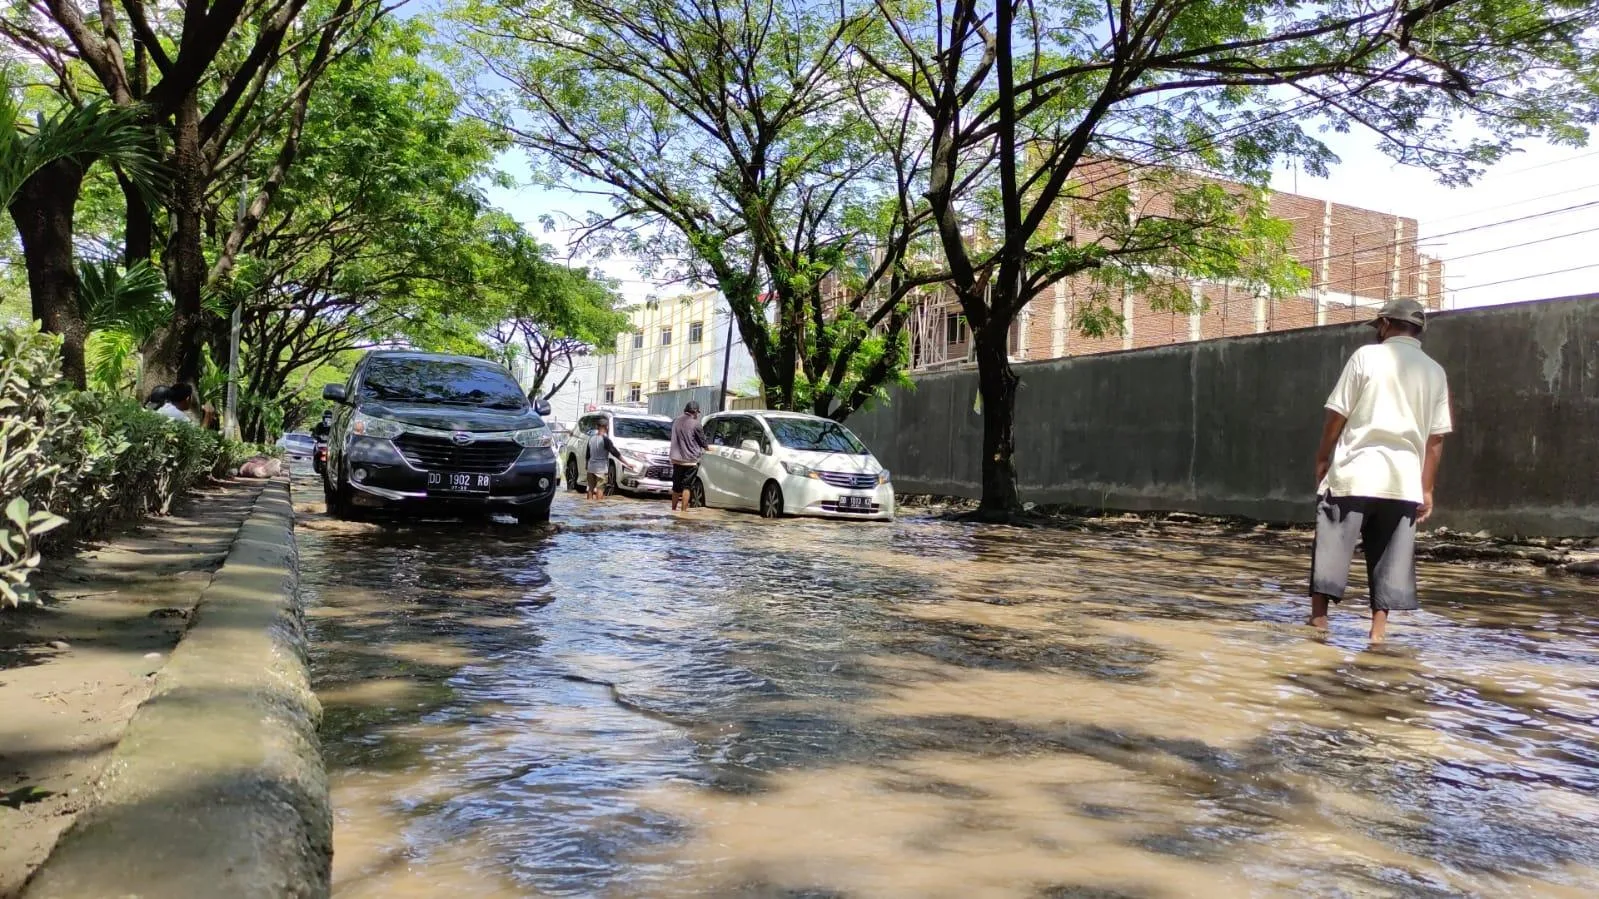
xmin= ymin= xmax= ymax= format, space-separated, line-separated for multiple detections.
xmin=1309 ymin=298 xmax=1452 ymax=643
xmin=586 ymin=419 xmax=625 ymax=500
xmin=670 ymin=401 xmax=709 ymax=512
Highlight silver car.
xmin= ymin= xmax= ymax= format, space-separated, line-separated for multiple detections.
xmin=558 ymin=410 xmax=675 ymax=495
xmin=691 ymin=411 xmax=893 ymax=520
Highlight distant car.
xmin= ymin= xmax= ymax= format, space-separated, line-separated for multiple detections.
xmin=320 ymin=351 xmax=558 ymax=524
xmin=558 ymin=410 xmax=674 ymax=495
xmin=691 ymin=411 xmax=893 ymax=520
xmin=277 ymin=433 xmax=315 ymax=465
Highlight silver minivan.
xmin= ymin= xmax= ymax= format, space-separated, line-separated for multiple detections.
xmin=692 ymin=411 xmax=893 ymax=520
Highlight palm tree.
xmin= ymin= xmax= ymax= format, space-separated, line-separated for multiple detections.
xmin=1 ymin=87 xmax=165 ymax=388
xmin=78 ymin=257 xmax=170 ymax=393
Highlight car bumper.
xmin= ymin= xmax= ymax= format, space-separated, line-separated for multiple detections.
xmin=343 ymin=438 xmax=558 ymax=509
xmin=782 ymin=478 xmax=895 ymax=521
xmin=615 ymin=460 xmax=675 ymax=494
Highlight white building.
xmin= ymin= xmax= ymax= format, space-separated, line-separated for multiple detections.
xmin=511 ymin=353 xmax=600 ymax=429
xmin=593 ymin=290 xmax=759 ymax=407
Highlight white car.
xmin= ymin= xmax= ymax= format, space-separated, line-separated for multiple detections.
xmin=276 ymin=432 xmax=315 ymax=467
xmin=691 ymin=411 xmax=894 ymax=520
xmin=558 ymin=410 xmax=675 ymax=495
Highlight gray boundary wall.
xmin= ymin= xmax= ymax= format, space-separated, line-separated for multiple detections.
xmin=848 ymin=293 xmax=1599 ymax=537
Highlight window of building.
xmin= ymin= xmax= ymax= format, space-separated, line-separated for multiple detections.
xmin=628 ymin=384 xmax=642 ymax=403
xmin=604 ymin=385 xmax=615 ymax=403
xmin=656 ymin=380 xmax=670 ymax=393
xmin=632 ymin=332 xmax=643 ymax=349
xmin=945 ymin=312 xmax=967 ymax=345
xmin=689 ymin=321 xmax=704 ymax=343
xmin=661 ymin=326 xmax=672 ymax=346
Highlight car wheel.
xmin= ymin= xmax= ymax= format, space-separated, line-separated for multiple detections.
xmin=519 ymin=497 xmax=553 ymax=526
xmin=565 ymin=456 xmax=582 ymax=492
xmin=759 ymin=481 xmax=784 ymax=519
xmin=688 ymin=476 xmax=706 ymax=509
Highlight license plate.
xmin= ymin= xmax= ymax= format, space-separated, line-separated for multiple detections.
xmin=838 ymin=495 xmax=873 ymax=511
xmin=427 ymin=471 xmax=492 ymax=494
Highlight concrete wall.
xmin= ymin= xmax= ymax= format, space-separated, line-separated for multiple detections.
xmin=850 ymin=293 xmax=1599 ymax=537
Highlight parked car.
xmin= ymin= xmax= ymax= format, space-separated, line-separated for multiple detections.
xmin=276 ymin=432 xmax=315 ymax=467
xmin=320 ymin=351 xmax=558 ymax=524
xmin=691 ymin=411 xmax=893 ymax=520
xmin=558 ymin=410 xmax=675 ymax=495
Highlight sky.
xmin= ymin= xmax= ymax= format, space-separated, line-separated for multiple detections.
xmin=483 ymin=135 xmax=1599 ymax=312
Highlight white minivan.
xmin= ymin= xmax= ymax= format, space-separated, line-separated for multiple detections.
xmin=559 ymin=410 xmax=675 ymax=495
xmin=691 ymin=411 xmax=894 ymax=520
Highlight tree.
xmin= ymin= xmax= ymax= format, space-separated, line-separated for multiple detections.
xmin=450 ymin=0 xmax=947 ymax=420
xmin=2 ymin=87 xmax=164 ymax=386
xmin=861 ymin=0 xmax=1599 ymax=518
xmin=479 ymin=222 xmax=627 ymax=400
xmin=2 ymin=0 xmax=386 ymax=387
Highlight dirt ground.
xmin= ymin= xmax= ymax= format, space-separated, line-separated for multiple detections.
xmin=0 ymin=480 xmax=263 ymax=899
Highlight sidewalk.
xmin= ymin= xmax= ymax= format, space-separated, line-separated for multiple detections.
xmin=0 ymin=479 xmax=263 ymax=898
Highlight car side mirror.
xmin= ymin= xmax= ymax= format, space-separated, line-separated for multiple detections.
xmin=740 ymin=439 xmax=762 ymax=454
xmin=323 ymin=384 xmax=348 ymax=404
xmin=532 ymin=397 xmax=552 ymax=417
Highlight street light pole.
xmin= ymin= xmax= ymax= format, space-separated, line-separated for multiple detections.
xmin=223 ymin=181 xmax=246 ymax=441
xmin=717 ymin=308 xmax=734 ymax=412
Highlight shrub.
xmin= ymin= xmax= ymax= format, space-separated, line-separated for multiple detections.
xmin=1 ymin=323 xmax=253 ymax=607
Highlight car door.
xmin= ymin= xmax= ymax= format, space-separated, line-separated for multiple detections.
xmin=720 ymin=416 xmax=769 ymax=510
xmin=697 ymin=416 xmax=738 ymax=507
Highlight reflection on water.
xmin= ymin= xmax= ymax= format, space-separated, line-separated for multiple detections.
xmin=297 ymin=487 xmax=1599 ymax=898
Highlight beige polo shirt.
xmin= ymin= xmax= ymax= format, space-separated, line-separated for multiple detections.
xmin=1319 ymin=336 xmax=1451 ymax=503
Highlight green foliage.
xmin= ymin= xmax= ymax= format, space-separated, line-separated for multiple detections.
xmin=0 ymin=86 xmax=167 ymax=210
xmin=0 ymin=323 xmax=236 ymax=608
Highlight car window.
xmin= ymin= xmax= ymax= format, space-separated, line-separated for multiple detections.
xmin=765 ymin=417 xmax=867 ymax=454
xmin=613 ymin=417 xmax=672 ymax=441
xmin=578 ymin=415 xmax=598 ymax=435
xmin=359 ymin=357 xmax=528 ymax=410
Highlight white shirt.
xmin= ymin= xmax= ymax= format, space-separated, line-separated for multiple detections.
xmin=155 ymin=403 xmax=194 ymax=425
xmin=1320 ymin=336 xmax=1451 ymax=503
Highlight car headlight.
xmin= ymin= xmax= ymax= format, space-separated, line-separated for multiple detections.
xmin=513 ymin=426 xmax=554 ymax=448
xmin=351 ymin=411 xmax=404 ymax=439
xmin=781 ymin=461 xmax=820 ymax=479
xmin=877 ymin=470 xmax=891 ymax=485
xmin=621 ymin=448 xmax=649 ymax=462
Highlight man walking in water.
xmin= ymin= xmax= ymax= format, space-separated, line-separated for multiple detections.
xmin=670 ymin=401 xmax=709 ymax=512
xmin=586 ymin=418 xmax=625 ymax=500
xmin=1310 ymin=298 xmax=1452 ymax=643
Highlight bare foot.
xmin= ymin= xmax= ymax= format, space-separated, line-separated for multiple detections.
xmin=1308 ymin=594 xmax=1332 ymax=630
xmin=1308 ymin=615 xmax=1329 ymax=629
xmin=1369 ymin=609 xmax=1389 ymax=644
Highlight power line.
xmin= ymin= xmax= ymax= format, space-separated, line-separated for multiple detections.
xmin=1451 ymin=262 xmax=1599 ymax=293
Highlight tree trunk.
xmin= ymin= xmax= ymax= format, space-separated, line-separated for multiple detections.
xmin=974 ymin=321 xmax=1022 ymax=519
xmin=9 ymin=160 xmax=90 ymax=388
xmin=143 ymin=95 xmax=209 ymax=390
xmin=120 ymin=174 xmax=154 ymax=265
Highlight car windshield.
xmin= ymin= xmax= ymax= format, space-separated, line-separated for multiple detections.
xmin=359 ymin=357 xmax=528 ymax=410
xmin=766 ymin=417 xmax=868 ymax=454
xmin=282 ymin=434 xmax=314 ymax=448
xmin=613 ymin=418 xmax=671 ymax=441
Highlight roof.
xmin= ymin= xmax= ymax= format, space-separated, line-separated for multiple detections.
xmin=364 ymin=350 xmax=505 ymax=367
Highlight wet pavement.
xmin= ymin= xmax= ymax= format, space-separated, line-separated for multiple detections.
xmin=294 ymin=481 xmax=1599 ymax=898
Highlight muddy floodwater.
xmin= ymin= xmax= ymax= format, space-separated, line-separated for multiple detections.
xmin=295 ymin=484 xmax=1599 ymax=898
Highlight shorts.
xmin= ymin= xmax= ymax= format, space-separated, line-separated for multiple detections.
xmin=1310 ymin=493 xmax=1419 ymax=611
xmin=586 ymin=471 xmax=608 ymax=489
xmin=671 ymin=463 xmax=697 ymax=492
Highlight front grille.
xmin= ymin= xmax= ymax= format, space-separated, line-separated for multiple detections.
xmin=818 ymin=471 xmax=878 ymax=490
xmin=644 ymin=464 xmax=673 ymax=481
xmin=394 ymin=433 xmax=521 ymax=474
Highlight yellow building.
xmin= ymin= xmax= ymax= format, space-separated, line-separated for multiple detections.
xmin=592 ymin=290 xmax=759 ymax=404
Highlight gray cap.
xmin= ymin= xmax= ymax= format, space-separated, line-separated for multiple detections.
xmin=1371 ymin=297 xmax=1427 ymax=331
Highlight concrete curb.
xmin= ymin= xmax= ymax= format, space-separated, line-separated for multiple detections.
xmin=23 ymin=478 xmax=331 ymax=899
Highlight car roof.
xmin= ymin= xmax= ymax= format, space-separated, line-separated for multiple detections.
xmin=604 ymin=412 xmax=671 ymax=421
xmin=364 ymin=350 xmax=507 ymax=368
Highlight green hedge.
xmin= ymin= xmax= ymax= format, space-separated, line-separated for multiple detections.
xmin=2 ymin=324 xmax=253 ymax=607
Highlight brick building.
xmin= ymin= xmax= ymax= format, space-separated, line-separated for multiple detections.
xmin=907 ymin=170 xmax=1445 ymax=370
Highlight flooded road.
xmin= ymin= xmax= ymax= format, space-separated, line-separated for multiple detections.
xmin=296 ymin=483 xmax=1599 ymax=898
